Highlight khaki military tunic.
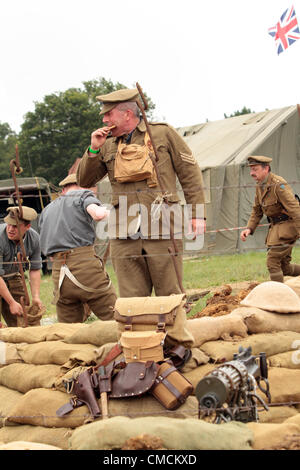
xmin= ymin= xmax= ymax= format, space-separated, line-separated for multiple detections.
xmin=77 ymin=120 xmax=206 ymax=296
xmin=247 ymin=172 xmax=300 ymax=279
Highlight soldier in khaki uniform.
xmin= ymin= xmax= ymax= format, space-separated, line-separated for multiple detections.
xmin=240 ymin=156 xmax=300 ymax=282
xmin=77 ymin=88 xmax=206 ymax=297
xmin=0 ymin=206 xmax=43 ymax=326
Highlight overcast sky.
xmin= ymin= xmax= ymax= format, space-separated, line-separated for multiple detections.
xmin=1 ymin=0 xmax=299 ymax=133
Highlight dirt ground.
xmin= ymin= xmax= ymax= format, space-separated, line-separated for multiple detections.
xmin=187 ymin=281 xmax=259 ymax=318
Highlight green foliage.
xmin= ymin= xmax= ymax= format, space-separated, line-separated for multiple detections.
xmin=18 ymin=77 xmax=156 ymax=185
xmin=224 ymin=106 xmax=254 ymax=119
xmin=0 ymin=122 xmax=18 ymax=179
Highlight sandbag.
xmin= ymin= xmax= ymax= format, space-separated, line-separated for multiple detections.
xmin=107 ymin=395 xmax=198 ymax=420
xmin=0 ymin=386 xmax=23 ymax=427
xmin=258 ymin=367 xmax=300 ymax=404
xmin=258 ymin=406 xmax=299 ymax=424
xmin=0 ymin=323 xmax=84 ymax=344
xmin=285 ymin=276 xmax=300 ymax=297
xmin=17 ymin=304 xmax=46 ymax=327
xmin=60 ymin=342 xmax=122 ymax=375
xmin=69 ymin=415 xmax=253 ymax=450
xmin=0 ymin=363 xmax=61 ymax=393
xmin=183 ymin=363 xmax=216 ymax=391
xmin=186 ymin=314 xmax=248 ymax=347
xmin=7 ymin=388 xmax=92 ymax=428
xmin=240 ymin=281 xmax=300 ymax=313
xmin=7 ymin=388 xmax=199 ymax=428
xmin=247 ymin=421 xmax=300 ymax=450
xmin=0 ymin=425 xmax=72 ymax=450
xmin=0 ymin=342 xmax=24 ymax=366
xmin=200 ymin=331 xmax=300 ymax=363
xmin=268 ymin=351 xmax=300 ymax=369
xmin=284 ymin=413 xmax=300 ymax=426
xmin=63 ymin=320 xmax=118 ymax=346
xmin=16 ymin=341 xmax=98 ymax=366
xmin=0 ymin=441 xmax=61 ymax=450
xmin=232 ymin=306 xmax=300 ymax=334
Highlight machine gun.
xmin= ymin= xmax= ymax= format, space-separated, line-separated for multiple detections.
xmin=195 ymin=346 xmax=271 ymax=424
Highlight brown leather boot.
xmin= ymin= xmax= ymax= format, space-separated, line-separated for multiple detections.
xmin=290 ymin=264 xmax=300 ymax=276
xmin=269 ymin=271 xmax=284 ymax=283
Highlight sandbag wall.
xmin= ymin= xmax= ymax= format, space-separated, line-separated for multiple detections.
xmin=1 ymin=279 xmax=300 ymax=450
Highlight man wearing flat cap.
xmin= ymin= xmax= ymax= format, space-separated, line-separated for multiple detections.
xmin=240 ymin=156 xmax=300 ymax=282
xmin=0 ymin=206 xmax=43 ymax=326
xmin=76 ymin=88 xmax=206 ymax=297
xmin=39 ymin=173 xmax=117 ymax=323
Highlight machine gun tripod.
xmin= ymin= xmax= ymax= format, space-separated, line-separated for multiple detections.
xmin=195 ymin=346 xmax=271 ymax=424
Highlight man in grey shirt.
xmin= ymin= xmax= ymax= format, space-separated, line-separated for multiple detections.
xmin=39 ymin=173 xmax=117 ymax=323
xmin=0 ymin=206 xmax=43 ymax=326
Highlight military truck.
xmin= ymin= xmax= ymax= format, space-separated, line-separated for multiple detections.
xmin=0 ymin=177 xmax=58 ymax=274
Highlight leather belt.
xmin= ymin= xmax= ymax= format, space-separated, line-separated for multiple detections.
xmin=269 ymin=214 xmax=289 ymax=224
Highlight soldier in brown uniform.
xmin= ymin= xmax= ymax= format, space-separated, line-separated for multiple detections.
xmin=240 ymin=156 xmax=300 ymax=282
xmin=77 ymin=88 xmax=206 ymax=297
xmin=0 ymin=206 xmax=43 ymax=326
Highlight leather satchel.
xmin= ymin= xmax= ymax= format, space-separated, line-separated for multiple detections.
xmin=114 ymin=132 xmax=157 ymax=187
xmin=114 ymin=294 xmax=195 ymax=349
xmin=109 ymin=361 xmax=159 ymax=399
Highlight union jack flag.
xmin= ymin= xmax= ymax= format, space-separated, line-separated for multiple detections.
xmin=268 ymin=5 xmax=300 ymax=54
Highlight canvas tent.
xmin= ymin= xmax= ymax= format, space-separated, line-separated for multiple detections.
xmin=175 ymin=104 xmax=300 ymax=255
xmin=94 ymin=105 xmax=300 ymax=256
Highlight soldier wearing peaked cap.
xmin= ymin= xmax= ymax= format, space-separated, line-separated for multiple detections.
xmin=39 ymin=173 xmax=117 ymax=323
xmin=0 ymin=206 xmax=43 ymax=326
xmin=241 ymin=156 xmax=300 ymax=282
xmin=77 ymin=87 xmax=206 ymax=297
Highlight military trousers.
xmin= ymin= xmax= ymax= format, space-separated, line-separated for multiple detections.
xmin=0 ymin=274 xmax=24 ymax=327
xmin=266 ymin=241 xmax=300 ymax=282
xmin=110 ymin=237 xmax=183 ymax=297
xmin=51 ymin=245 xmax=117 ymax=323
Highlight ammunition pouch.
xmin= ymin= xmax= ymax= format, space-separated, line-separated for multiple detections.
xmin=120 ymin=330 xmax=166 ymax=363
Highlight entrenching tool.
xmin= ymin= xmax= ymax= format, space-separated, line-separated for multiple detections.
xmin=98 ymin=365 xmax=109 ymax=420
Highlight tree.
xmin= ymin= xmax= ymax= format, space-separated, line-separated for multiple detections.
xmin=0 ymin=122 xmax=18 ymax=179
xmin=224 ymin=106 xmax=255 ymax=119
xmin=18 ymin=78 xmax=155 ymax=185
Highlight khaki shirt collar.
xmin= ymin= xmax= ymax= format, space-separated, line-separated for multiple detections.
xmin=111 ymin=119 xmax=146 ymax=143
xmin=259 ymin=172 xmax=272 ymax=199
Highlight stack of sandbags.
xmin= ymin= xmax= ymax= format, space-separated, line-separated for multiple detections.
xmin=0 ymin=320 xmax=204 ymax=450
xmin=1 ymin=287 xmax=300 ymax=450
xmin=231 ymin=281 xmax=300 ymax=334
xmin=229 ymin=282 xmax=300 ymax=372
xmin=183 ymin=281 xmax=300 ymax=428
xmin=0 ymin=322 xmax=94 ymax=449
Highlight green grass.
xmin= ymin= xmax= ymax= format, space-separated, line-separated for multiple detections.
xmin=37 ymin=246 xmax=300 ymax=320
